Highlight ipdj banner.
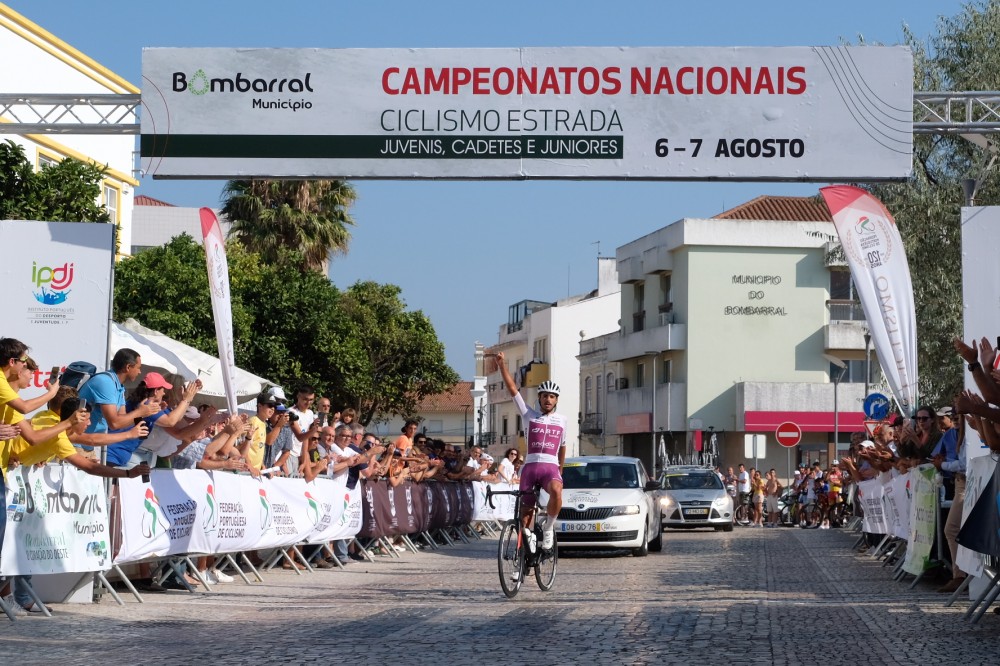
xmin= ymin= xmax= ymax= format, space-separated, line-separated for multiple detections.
xmin=360 ymin=480 xmax=475 ymax=539
xmin=903 ymin=464 xmax=938 ymax=576
xmin=2 ymin=465 xmax=111 ymax=576
xmin=472 ymin=481 xmax=517 ymax=522
xmin=857 ymin=478 xmax=888 ymax=535
xmin=114 ymin=470 xmax=362 ymax=564
xmin=141 ymin=46 xmax=912 ymax=181
xmin=0 ymin=221 xmax=114 ymax=402
xmin=956 ymin=455 xmax=995 ymax=579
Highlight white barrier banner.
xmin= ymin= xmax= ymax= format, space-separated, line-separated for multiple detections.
xmin=141 ymin=46 xmax=912 ymax=181
xmin=473 ymin=481 xmax=517 ymax=522
xmin=956 ymin=456 xmax=994 ymax=579
xmin=115 ymin=470 xmax=362 ymax=563
xmin=857 ymin=478 xmax=888 ymax=535
xmin=881 ymin=473 xmax=911 ymax=540
xmin=304 ymin=474 xmax=364 ymax=543
xmin=2 ymin=465 xmax=111 ymax=575
xmin=0 ymin=221 xmax=114 ymax=402
xmin=903 ymin=464 xmax=938 ymax=576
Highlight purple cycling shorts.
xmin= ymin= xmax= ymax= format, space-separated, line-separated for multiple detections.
xmin=518 ymin=462 xmax=562 ymax=507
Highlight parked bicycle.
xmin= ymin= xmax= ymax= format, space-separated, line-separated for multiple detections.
xmin=734 ymin=492 xmax=753 ymax=526
xmin=486 ymin=484 xmax=558 ymax=599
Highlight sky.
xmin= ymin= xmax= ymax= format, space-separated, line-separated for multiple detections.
xmin=6 ymin=0 xmax=969 ymax=379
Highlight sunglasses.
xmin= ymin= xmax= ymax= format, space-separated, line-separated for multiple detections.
xmin=309 ymin=437 xmax=320 ymax=442
xmin=915 ymin=416 xmax=932 ymax=421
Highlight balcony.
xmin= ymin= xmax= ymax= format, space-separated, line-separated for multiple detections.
xmin=607 ymin=320 xmax=687 ymax=361
xmin=641 ymin=245 xmax=673 ymax=274
xmin=825 ymin=300 xmax=868 ymax=351
xmin=479 ymin=431 xmax=496 ymax=446
xmin=605 ymin=382 xmax=687 ymax=434
xmin=581 ymin=413 xmax=603 ymax=434
xmin=618 ymin=256 xmax=643 ymax=283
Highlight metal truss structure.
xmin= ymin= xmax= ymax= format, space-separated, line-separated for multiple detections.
xmin=1 ymin=91 xmax=999 ymax=137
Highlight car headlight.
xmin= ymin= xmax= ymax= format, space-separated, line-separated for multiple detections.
xmin=713 ymin=496 xmax=730 ymax=507
xmin=611 ymin=504 xmax=641 ymax=516
xmin=659 ymin=495 xmax=675 ymax=508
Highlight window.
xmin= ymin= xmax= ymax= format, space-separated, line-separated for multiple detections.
xmin=596 ymin=374 xmax=603 ymax=414
xmin=607 ymin=372 xmax=616 ymax=392
xmin=661 ymin=359 xmax=671 ymax=384
xmin=426 ymin=420 xmax=443 ymax=433
xmin=829 ymin=270 xmax=856 ymax=300
xmin=659 ymin=274 xmax=672 ymax=311
xmin=532 ymin=337 xmax=548 ymax=363
xmin=104 ymin=183 xmax=120 ymax=225
xmin=830 ymin=360 xmax=878 ymax=384
xmin=633 ymin=282 xmax=645 ymax=332
xmin=636 ymin=362 xmax=645 ymax=389
xmin=502 ymin=417 xmax=509 ymax=436
xmin=584 ymin=376 xmax=593 ymax=413
xmin=38 ymin=154 xmax=59 ymax=170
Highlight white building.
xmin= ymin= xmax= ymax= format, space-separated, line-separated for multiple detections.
xmin=378 ymin=381 xmax=477 ymax=447
xmin=0 ymin=4 xmax=138 ymax=257
xmin=131 ymin=195 xmax=229 ymax=255
xmin=483 ymin=257 xmax=620 ymax=458
xmin=611 ymin=195 xmax=871 ymax=481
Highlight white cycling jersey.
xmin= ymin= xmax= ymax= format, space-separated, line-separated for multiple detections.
xmin=512 ymin=393 xmax=566 ymax=465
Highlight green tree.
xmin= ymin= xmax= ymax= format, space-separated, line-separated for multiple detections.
xmin=114 ymin=235 xmax=457 ymax=424
xmin=865 ymin=1 xmax=1000 ymax=406
xmin=0 ymin=139 xmax=110 ymax=223
xmin=221 ymin=179 xmax=357 ymax=273
xmin=329 ymin=281 xmax=460 ymax=425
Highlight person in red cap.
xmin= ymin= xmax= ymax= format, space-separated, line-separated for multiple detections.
xmin=105 ymin=371 xmax=201 ymax=468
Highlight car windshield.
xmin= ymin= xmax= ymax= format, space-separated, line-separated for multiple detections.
xmin=661 ymin=473 xmax=724 ymax=490
xmin=562 ymin=463 xmax=639 ymax=489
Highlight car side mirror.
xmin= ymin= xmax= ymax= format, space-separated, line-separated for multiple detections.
xmin=644 ymin=480 xmax=660 ymax=491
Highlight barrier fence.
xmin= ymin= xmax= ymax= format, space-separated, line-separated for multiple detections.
xmin=2 ymin=465 xmax=517 ymax=579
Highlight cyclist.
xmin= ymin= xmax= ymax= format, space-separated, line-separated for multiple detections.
xmin=495 ymin=351 xmax=565 ymax=552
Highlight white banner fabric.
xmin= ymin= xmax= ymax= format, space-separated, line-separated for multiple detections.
xmin=0 ymin=220 xmax=114 ymax=403
xmin=882 ymin=472 xmax=911 ymax=541
xmin=821 ymin=186 xmax=918 ymax=416
xmin=141 ymin=46 xmax=912 ymax=181
xmin=902 ymin=464 xmax=938 ymax=576
xmin=200 ymin=208 xmax=239 ymax=414
xmin=857 ymin=478 xmax=888 ymax=535
xmin=472 ymin=481 xmax=517 ymax=522
xmin=2 ymin=465 xmax=111 ymax=575
xmin=956 ymin=456 xmax=994 ymax=579
xmin=115 ymin=470 xmax=362 ymax=564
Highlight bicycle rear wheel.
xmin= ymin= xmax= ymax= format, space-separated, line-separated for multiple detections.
xmin=535 ymin=530 xmax=558 ymax=591
xmin=497 ymin=521 xmax=525 ymax=598
xmin=734 ymin=504 xmax=751 ymax=526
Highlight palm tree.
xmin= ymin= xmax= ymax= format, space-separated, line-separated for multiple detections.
xmin=221 ymin=179 xmax=357 ymax=273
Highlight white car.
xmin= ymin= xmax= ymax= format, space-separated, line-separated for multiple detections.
xmin=658 ymin=466 xmax=734 ymax=531
xmin=553 ymin=456 xmax=662 ymax=556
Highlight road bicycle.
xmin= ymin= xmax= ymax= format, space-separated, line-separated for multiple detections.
xmin=734 ymin=492 xmax=752 ymax=526
xmin=486 ymin=484 xmax=558 ymax=599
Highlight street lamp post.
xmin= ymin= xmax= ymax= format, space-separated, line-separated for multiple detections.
xmin=823 ymin=354 xmax=848 ymax=462
xmin=646 ymin=351 xmax=658 ymax=473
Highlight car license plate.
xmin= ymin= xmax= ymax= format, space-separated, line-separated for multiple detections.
xmin=685 ymin=508 xmax=709 ymax=516
xmin=561 ymin=522 xmax=615 ymax=532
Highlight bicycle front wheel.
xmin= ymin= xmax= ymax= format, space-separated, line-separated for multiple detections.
xmin=497 ymin=521 xmax=525 ymax=598
xmin=535 ymin=531 xmax=558 ymax=591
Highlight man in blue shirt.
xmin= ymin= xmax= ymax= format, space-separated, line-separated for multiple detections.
xmin=78 ymin=348 xmax=160 ymax=455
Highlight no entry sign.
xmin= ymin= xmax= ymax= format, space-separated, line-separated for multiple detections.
xmin=775 ymin=421 xmax=802 ymax=448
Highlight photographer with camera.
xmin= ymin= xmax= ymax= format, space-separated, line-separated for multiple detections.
xmin=286 ymin=384 xmax=319 ymax=476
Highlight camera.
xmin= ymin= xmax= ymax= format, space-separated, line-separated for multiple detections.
xmin=286 ymin=411 xmax=299 ymax=423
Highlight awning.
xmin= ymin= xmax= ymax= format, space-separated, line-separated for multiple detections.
xmin=743 ymin=410 xmax=866 ymax=433
xmin=111 ymin=318 xmax=278 ymax=409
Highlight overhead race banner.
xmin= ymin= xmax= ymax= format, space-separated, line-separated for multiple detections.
xmin=141 ymin=46 xmax=912 ymax=181
xmin=821 ymin=186 xmax=918 ymax=416
xmin=0 ymin=221 xmax=114 ymax=402
xmin=2 ymin=465 xmax=111 ymax=576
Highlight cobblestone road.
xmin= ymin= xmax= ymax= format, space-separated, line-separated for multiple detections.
xmin=3 ymin=526 xmax=997 ymax=665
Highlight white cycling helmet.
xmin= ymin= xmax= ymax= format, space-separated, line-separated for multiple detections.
xmin=537 ymin=381 xmax=561 ymax=396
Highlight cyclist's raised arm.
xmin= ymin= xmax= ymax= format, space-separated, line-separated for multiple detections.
xmin=495 ymin=351 xmax=519 ymax=397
